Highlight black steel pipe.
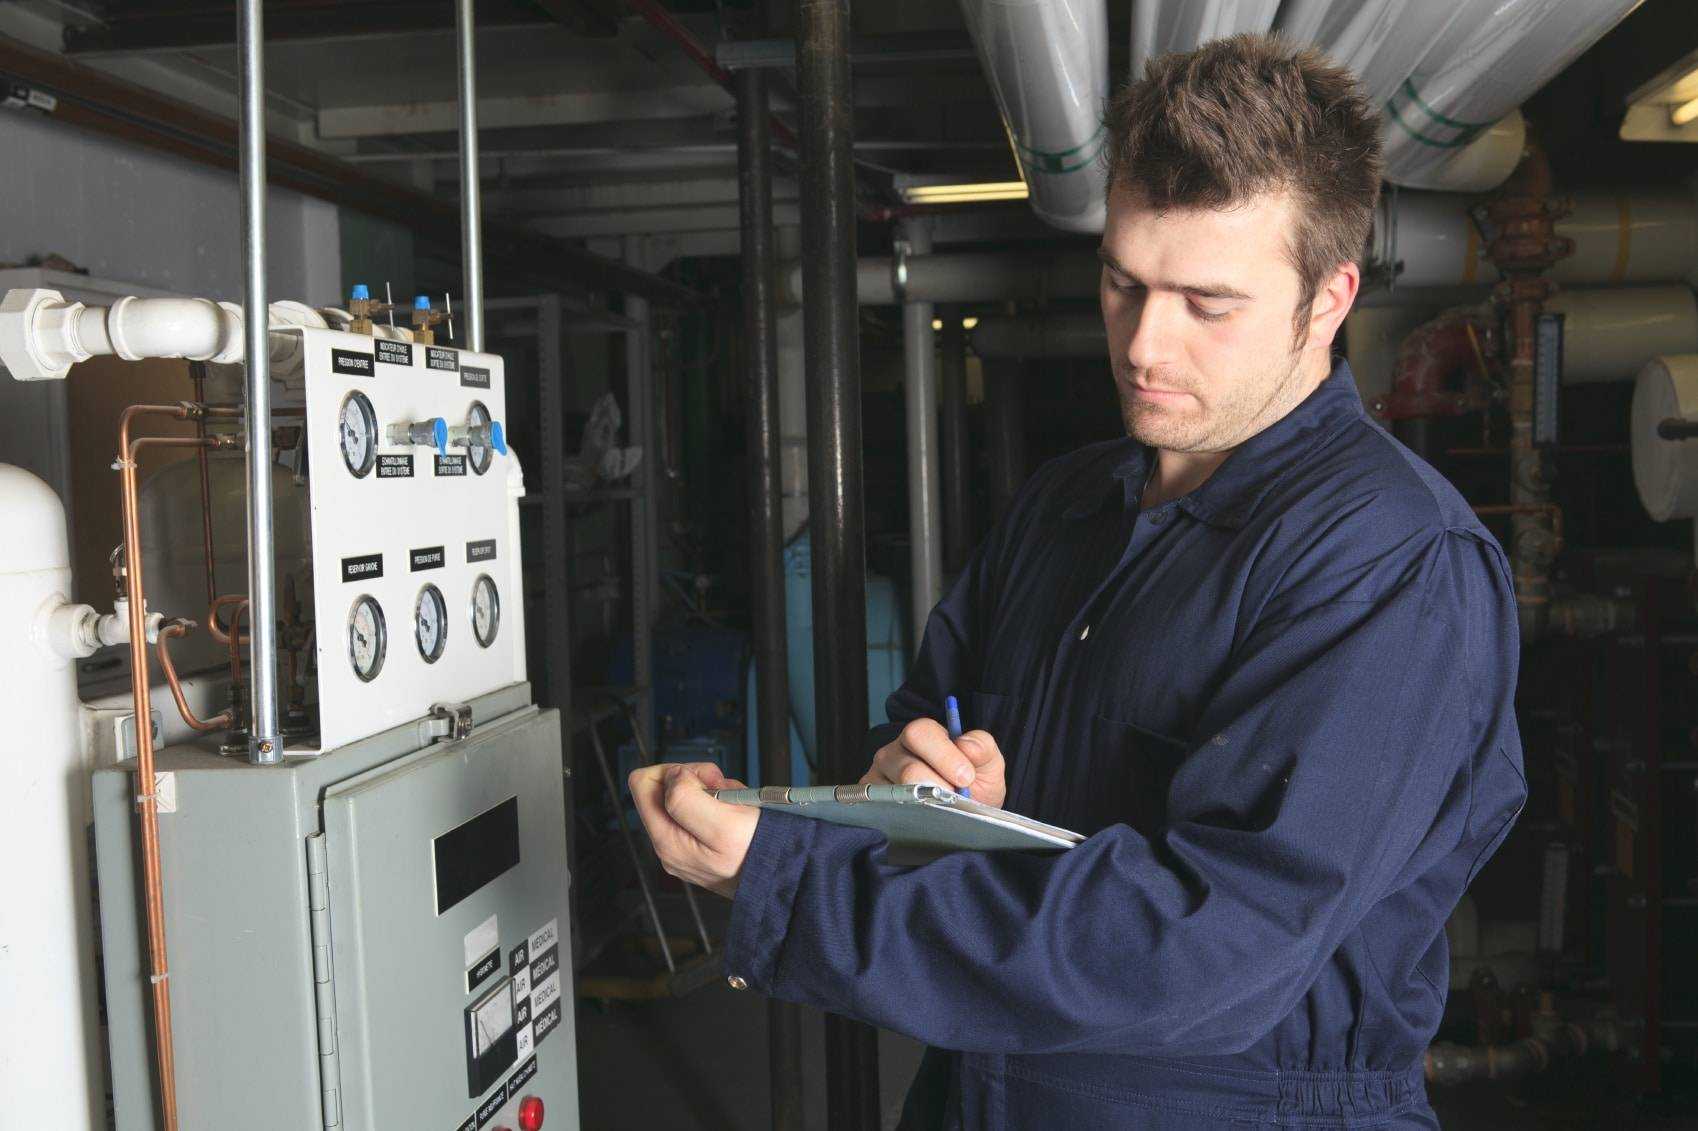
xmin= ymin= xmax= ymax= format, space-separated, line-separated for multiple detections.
xmin=794 ymin=0 xmax=880 ymax=1125
xmin=939 ymin=305 xmax=972 ymax=572
xmin=984 ymin=359 xmax=1028 ymax=521
xmin=738 ymin=64 xmax=806 ymax=1131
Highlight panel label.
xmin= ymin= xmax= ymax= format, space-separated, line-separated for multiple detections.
xmin=475 ymin=1084 xmax=508 ymax=1128
xmin=529 ymin=945 xmax=559 ymax=985
xmin=466 ymin=948 xmax=501 ymax=994
xmin=511 ymin=965 xmax=531 ymax=1006
xmin=340 ymin=553 xmax=383 ymax=583
xmin=411 ymin=545 xmax=447 ymax=572
xmin=427 ymin=346 xmax=460 ymax=373
xmin=508 ymin=941 xmax=529 ymax=974
xmin=375 ymin=339 xmax=414 ymax=368
xmin=461 ymin=364 xmax=492 ymax=390
xmin=509 ymin=1054 xmax=538 ymax=1095
xmin=435 ymin=454 xmax=468 ymax=477
xmin=467 ymin=539 xmax=498 ymax=564
xmin=377 ymin=453 xmax=414 ymax=479
xmin=331 ymin=348 xmax=375 ymax=377
xmin=533 ymin=999 xmax=562 ymax=1048
xmin=527 ymin=918 xmax=558 ymax=962
xmin=530 ymin=970 xmax=562 ymax=1016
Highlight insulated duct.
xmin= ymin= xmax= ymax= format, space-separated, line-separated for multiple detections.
xmin=958 ymin=0 xmax=1109 ymax=232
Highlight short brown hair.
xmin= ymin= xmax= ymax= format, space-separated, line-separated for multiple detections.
xmin=1104 ymin=34 xmax=1383 ymax=337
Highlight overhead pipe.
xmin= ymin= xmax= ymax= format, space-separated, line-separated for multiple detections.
xmin=959 ymin=0 xmax=1109 ymax=232
xmin=793 ymin=0 xmax=880 ymax=1122
xmin=735 ymin=62 xmax=805 ymax=1131
xmin=455 ymin=0 xmax=484 ymax=352
xmin=900 ymin=220 xmax=944 ymax=646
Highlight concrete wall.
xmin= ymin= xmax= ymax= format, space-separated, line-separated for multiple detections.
xmin=0 ymin=108 xmax=340 ymax=304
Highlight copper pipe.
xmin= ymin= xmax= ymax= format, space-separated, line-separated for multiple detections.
xmin=225 ymin=600 xmax=249 ymax=687
xmin=116 ymin=404 xmax=197 ymax=1131
xmin=206 ymin=594 xmax=251 ymax=646
xmin=191 ymin=367 xmax=217 ymax=610
xmin=157 ymin=620 xmax=234 ymax=733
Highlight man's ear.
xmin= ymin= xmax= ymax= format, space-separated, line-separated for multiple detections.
xmin=1302 ymin=261 xmax=1360 ymax=353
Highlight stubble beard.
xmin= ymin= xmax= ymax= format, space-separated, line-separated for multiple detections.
xmin=1117 ymin=344 xmax=1309 ymax=454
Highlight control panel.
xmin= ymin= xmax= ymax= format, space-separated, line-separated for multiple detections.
xmin=299 ymin=325 xmax=527 ymax=753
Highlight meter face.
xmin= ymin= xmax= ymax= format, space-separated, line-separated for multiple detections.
xmin=348 ymin=595 xmax=387 ymax=682
xmin=340 ymin=391 xmax=379 ymax=478
xmin=415 ymin=583 xmax=448 ymax=663
xmin=471 ymin=574 xmax=500 ymax=648
xmin=465 ymin=401 xmax=493 ymax=476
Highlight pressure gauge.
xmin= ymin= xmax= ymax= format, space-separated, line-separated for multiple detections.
xmin=415 ymin=583 xmax=448 ymax=663
xmin=471 ymin=574 xmax=500 ymax=648
xmin=339 ymin=391 xmax=378 ymax=478
xmin=347 ymin=594 xmax=387 ymax=682
xmin=465 ymin=401 xmax=494 ymax=476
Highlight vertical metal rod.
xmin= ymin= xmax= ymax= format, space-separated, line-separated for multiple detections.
xmin=900 ymin=218 xmax=942 ymax=648
xmin=455 ymin=0 xmax=484 ymax=352
xmin=586 ymin=721 xmax=675 ymax=973
xmin=738 ymin=63 xmax=805 ymax=1131
xmin=939 ymin=305 xmax=971 ymax=571
xmin=794 ymin=0 xmax=880 ymax=1124
xmin=625 ymin=236 xmax=657 ymax=748
xmin=983 ymin=358 xmax=1028 ymax=522
xmin=238 ymin=0 xmax=280 ymax=764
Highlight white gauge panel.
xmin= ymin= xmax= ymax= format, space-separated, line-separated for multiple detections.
xmin=300 ymin=326 xmax=526 ymax=754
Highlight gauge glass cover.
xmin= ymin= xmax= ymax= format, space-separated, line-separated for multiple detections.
xmin=416 ymin=584 xmax=447 ymax=662
xmin=471 ymin=574 xmax=500 ymax=648
xmin=466 ymin=401 xmax=493 ymax=476
xmin=348 ymin=595 xmax=387 ymax=681
xmin=340 ymin=391 xmax=378 ymax=477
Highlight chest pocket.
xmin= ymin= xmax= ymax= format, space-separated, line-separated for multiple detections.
xmin=1076 ymin=714 xmax=1190 ymax=838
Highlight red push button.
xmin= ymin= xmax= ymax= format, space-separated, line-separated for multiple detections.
xmin=517 ymin=1095 xmax=545 ymax=1130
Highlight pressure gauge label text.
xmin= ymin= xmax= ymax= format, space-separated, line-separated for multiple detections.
xmin=331 ymin=348 xmax=375 ymax=377
xmin=340 ymin=553 xmax=384 ymax=582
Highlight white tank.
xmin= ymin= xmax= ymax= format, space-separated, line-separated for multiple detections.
xmin=0 ymin=463 xmax=104 ymax=1127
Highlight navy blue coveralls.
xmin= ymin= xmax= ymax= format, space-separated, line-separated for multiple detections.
xmin=724 ymin=361 xmax=1528 ymax=1128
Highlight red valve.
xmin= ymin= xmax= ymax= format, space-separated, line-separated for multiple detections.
xmin=517 ymin=1095 xmax=545 ymax=1130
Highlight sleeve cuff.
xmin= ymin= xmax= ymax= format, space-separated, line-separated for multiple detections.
xmin=725 ymin=808 xmax=816 ymax=991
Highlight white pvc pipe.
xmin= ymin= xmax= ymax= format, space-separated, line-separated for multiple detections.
xmin=1376 ymin=190 xmax=1698 ymax=290
xmin=0 ymin=288 xmax=331 ymax=383
xmin=1131 ymin=0 xmax=1279 ymax=79
xmin=959 ymin=0 xmax=1108 ymax=232
xmin=0 ymin=464 xmax=104 ymax=1128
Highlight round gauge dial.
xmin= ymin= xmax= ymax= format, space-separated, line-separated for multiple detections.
xmin=347 ymin=595 xmax=387 ymax=682
xmin=339 ymin=391 xmax=378 ymax=477
xmin=471 ymin=574 xmax=500 ymax=648
xmin=415 ymin=583 xmax=448 ymax=663
xmin=465 ymin=400 xmax=493 ymax=476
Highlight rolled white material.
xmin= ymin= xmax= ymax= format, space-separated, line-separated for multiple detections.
xmin=1548 ymin=287 xmax=1698 ymax=384
xmin=1632 ymin=356 xmax=1698 ymax=522
xmin=0 ymin=464 xmax=104 ymax=1128
xmin=960 ymin=0 xmax=1109 ymax=233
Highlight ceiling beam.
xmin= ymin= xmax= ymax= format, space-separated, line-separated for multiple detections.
xmin=0 ymin=32 xmax=699 ymax=305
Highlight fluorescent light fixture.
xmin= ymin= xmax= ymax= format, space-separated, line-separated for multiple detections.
xmin=902 ymin=181 xmax=1029 ymax=204
xmin=1673 ymin=96 xmax=1698 ymax=127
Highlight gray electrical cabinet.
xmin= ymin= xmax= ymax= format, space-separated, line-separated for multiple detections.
xmin=93 ymin=683 xmax=578 ymax=1130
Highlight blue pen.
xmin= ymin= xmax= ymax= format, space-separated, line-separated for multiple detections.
xmin=944 ymin=694 xmax=971 ymax=799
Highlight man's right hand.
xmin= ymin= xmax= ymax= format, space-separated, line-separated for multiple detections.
xmin=861 ymin=717 xmax=1007 ymax=809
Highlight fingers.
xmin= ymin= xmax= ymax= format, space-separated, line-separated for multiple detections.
xmin=956 ymin=729 xmax=1002 ymax=769
xmin=898 ymin=717 xmax=978 ymax=788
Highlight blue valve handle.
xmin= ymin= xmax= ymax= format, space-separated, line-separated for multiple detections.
xmin=490 ymin=420 xmax=508 ymax=456
xmin=431 ymin=418 xmax=449 ymax=457
xmin=350 ymin=283 xmax=370 ymax=301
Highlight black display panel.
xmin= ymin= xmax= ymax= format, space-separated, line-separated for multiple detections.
xmin=434 ymin=796 xmax=521 ymax=915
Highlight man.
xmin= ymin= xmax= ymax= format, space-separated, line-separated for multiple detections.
xmin=631 ymin=33 xmax=1526 ymax=1129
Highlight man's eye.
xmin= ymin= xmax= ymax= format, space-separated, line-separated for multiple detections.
xmin=1112 ymin=278 xmax=1143 ymax=294
xmin=1190 ymin=303 xmax=1229 ymax=322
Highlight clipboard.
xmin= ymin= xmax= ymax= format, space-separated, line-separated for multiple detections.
xmin=710 ymin=783 xmax=1085 ymax=864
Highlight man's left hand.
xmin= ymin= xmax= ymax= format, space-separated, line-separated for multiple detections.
xmin=628 ymin=762 xmax=759 ymax=899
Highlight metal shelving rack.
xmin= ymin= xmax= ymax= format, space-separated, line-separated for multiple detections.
xmin=485 ymin=293 xmax=659 ymax=971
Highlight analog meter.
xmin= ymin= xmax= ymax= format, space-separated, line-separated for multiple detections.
xmin=347 ymin=594 xmax=387 ymax=682
xmin=471 ymin=574 xmax=500 ymax=648
xmin=415 ymin=583 xmax=448 ymax=663
xmin=339 ymin=390 xmax=379 ymax=477
xmin=465 ymin=401 xmax=495 ymax=476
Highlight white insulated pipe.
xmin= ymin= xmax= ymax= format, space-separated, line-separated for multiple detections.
xmin=0 ymin=464 xmax=105 ymax=1129
xmin=900 ymin=220 xmax=944 ymax=647
xmin=958 ymin=0 xmax=1109 ymax=232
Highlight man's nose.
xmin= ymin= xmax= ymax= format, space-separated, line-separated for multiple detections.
xmin=1122 ymin=291 xmax=1181 ymax=374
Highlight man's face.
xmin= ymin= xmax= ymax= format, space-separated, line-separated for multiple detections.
xmin=1098 ymin=183 xmax=1315 ymax=453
